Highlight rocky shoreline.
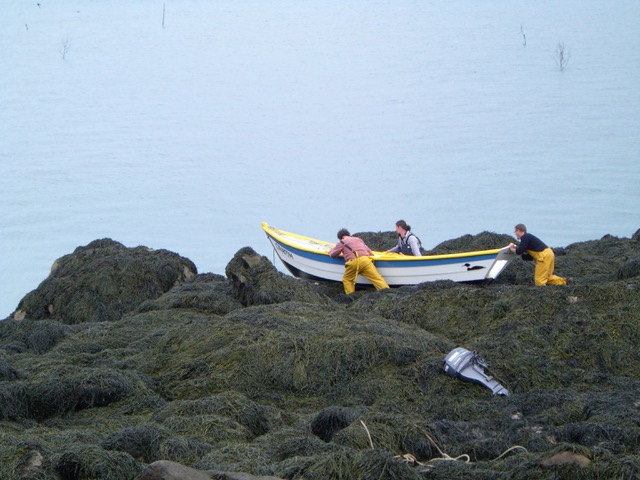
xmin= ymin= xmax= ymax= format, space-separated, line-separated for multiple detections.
xmin=1 ymin=230 xmax=639 ymax=479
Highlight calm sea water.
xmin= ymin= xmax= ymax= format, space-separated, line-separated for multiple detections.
xmin=2 ymin=0 xmax=639 ymax=318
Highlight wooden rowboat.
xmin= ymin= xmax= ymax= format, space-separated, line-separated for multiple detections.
xmin=262 ymin=222 xmax=514 ymax=285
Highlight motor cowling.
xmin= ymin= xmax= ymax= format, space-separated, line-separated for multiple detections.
xmin=443 ymin=347 xmax=510 ymax=396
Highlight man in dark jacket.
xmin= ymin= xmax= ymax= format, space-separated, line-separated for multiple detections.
xmin=509 ymin=223 xmax=567 ymax=286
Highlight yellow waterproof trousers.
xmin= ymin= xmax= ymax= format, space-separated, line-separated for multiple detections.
xmin=529 ymin=248 xmax=567 ymax=286
xmin=343 ymin=256 xmax=390 ymax=294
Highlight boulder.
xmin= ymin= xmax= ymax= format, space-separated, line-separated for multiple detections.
xmin=136 ymin=460 xmax=284 ymax=480
xmin=225 ymin=247 xmax=328 ymax=306
xmin=12 ymin=238 xmax=196 ymax=323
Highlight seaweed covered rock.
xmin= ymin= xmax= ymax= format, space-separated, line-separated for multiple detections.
xmin=426 ymin=231 xmax=514 ymax=255
xmin=0 ymin=318 xmax=79 ymax=354
xmin=333 ymin=230 xmax=513 ymax=257
xmin=0 ymin=359 xmax=19 ymax=380
xmin=310 ymin=406 xmax=370 ymax=442
xmin=1 ymin=231 xmax=639 ymax=480
xmin=12 ymin=238 xmax=197 ymax=323
xmin=555 ymin=233 xmax=640 ymax=281
xmin=55 ymin=445 xmax=141 ymax=480
xmin=136 ymin=460 xmax=212 ymax=480
xmin=285 ymin=447 xmax=422 ymax=480
xmin=152 ymin=392 xmax=277 ymax=438
xmin=101 ymin=424 xmax=169 ymax=463
xmin=353 ymin=230 xmax=398 ymax=251
xmin=616 ymin=256 xmax=640 ymax=280
xmin=138 ymin=273 xmax=243 ymax=315
xmin=225 ymin=247 xmax=329 ymax=306
xmin=136 ymin=460 xmax=285 ymax=480
xmin=0 ymin=366 xmax=153 ymax=422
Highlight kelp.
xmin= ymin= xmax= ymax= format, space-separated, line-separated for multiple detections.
xmin=13 ymin=238 xmax=196 ymax=324
xmin=54 ymin=444 xmax=141 ymax=480
xmin=0 ymin=229 xmax=638 ymax=479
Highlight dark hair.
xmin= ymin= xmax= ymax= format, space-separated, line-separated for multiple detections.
xmin=396 ymin=220 xmax=411 ymax=231
xmin=514 ymin=223 xmax=527 ymax=233
xmin=337 ymin=228 xmax=350 ymax=239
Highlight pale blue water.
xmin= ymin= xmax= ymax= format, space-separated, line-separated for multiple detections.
xmin=2 ymin=0 xmax=639 ymax=318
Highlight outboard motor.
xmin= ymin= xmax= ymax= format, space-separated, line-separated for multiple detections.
xmin=443 ymin=347 xmax=510 ymax=396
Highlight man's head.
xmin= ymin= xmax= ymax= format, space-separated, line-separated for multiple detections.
xmin=514 ymin=223 xmax=527 ymax=239
xmin=337 ymin=228 xmax=350 ymax=240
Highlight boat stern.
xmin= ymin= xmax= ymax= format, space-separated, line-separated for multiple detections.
xmin=485 ymin=246 xmax=516 ymax=280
